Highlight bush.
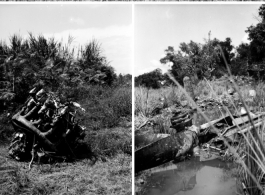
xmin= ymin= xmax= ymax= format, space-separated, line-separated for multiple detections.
xmin=74 ymin=85 xmax=132 ymax=130
xmin=108 ymin=87 xmax=132 ymax=118
xmin=85 ymin=128 xmax=131 ymax=158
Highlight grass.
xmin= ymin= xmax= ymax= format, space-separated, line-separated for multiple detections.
xmin=85 ymin=127 xmax=132 ymax=159
xmin=72 ymin=85 xmax=132 ymax=130
xmin=0 ymin=146 xmax=131 ymax=195
xmin=0 ymin=123 xmax=132 ymax=195
xmin=204 ymin=75 xmax=265 ymax=195
xmin=135 ymin=85 xmax=182 ymax=130
xmin=135 ymin=75 xmax=264 ymax=119
xmin=135 ymin=74 xmax=265 ymax=195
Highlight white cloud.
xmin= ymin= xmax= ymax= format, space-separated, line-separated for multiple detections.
xmin=69 ymin=17 xmax=85 ymax=26
xmin=44 ymin=24 xmax=132 ymax=46
xmin=242 ymin=33 xmax=250 ymax=44
xmin=101 ymin=36 xmax=132 ymax=74
xmin=135 ymin=68 xmax=153 ymax=76
xmin=43 ymin=24 xmax=132 ymax=74
xmin=165 ymin=8 xmax=173 ymax=19
xmin=135 ymin=59 xmax=171 ymax=76
xmin=150 ymin=59 xmax=164 ymax=70
xmin=151 ymin=59 xmax=172 ymax=73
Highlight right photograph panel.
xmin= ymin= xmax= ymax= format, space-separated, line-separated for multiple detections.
xmin=134 ymin=4 xmax=265 ymax=195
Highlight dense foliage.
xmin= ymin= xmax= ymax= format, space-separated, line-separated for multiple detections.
xmin=0 ymin=33 xmax=131 ymax=109
xmin=233 ymin=5 xmax=265 ymax=79
xmin=135 ymin=68 xmax=165 ymax=89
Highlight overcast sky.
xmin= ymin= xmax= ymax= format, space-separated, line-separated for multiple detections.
xmin=135 ymin=4 xmax=262 ymax=76
xmin=0 ymin=4 xmax=132 ymax=75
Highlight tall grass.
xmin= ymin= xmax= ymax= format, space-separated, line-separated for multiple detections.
xmin=135 ymin=85 xmax=183 ymax=131
xmin=135 ymin=85 xmax=182 ymax=116
xmin=76 ymin=85 xmax=132 ymax=130
xmin=135 ymin=74 xmax=265 ymax=194
xmin=170 ymin=67 xmax=265 ymax=194
xmin=205 ymin=77 xmax=265 ymax=194
xmin=0 ymin=152 xmax=131 ymax=195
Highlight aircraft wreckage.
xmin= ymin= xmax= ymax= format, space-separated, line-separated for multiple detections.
xmin=9 ymin=88 xmax=86 ymax=165
xmin=135 ymin=101 xmax=265 ymax=173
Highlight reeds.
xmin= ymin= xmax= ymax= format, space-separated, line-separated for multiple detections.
xmin=135 ymin=56 xmax=265 ymax=195
xmin=135 ymin=85 xmax=182 ymax=117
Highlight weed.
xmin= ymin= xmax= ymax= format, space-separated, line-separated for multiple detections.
xmin=0 ymin=147 xmax=131 ymax=195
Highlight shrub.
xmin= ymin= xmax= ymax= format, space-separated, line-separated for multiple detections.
xmin=109 ymin=87 xmax=132 ymax=118
xmin=85 ymin=128 xmax=131 ymax=158
xmin=75 ymin=85 xmax=131 ymax=130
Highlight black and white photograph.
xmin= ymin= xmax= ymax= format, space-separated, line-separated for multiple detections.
xmin=1 ymin=2 xmax=265 ymax=195
xmin=134 ymin=4 xmax=265 ymax=195
xmin=0 ymin=4 xmax=132 ymax=195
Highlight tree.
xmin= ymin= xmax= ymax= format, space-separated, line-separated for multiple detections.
xmin=231 ymin=5 xmax=265 ymax=79
xmin=246 ymin=5 xmax=265 ymax=64
xmin=135 ymin=68 xmax=164 ymax=89
xmin=78 ymin=40 xmax=116 ymax=86
xmin=160 ymin=37 xmax=235 ymax=83
xmin=160 ymin=45 xmax=195 ymax=84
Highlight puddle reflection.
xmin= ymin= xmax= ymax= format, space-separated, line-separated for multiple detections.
xmin=142 ymin=157 xmax=240 ymax=195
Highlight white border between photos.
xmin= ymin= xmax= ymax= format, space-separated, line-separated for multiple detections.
xmin=132 ymin=3 xmax=135 ymax=195
xmin=0 ymin=2 xmax=264 ymax=195
xmin=0 ymin=1 xmax=263 ymax=4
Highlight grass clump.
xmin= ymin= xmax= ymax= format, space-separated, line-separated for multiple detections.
xmin=76 ymin=85 xmax=132 ymax=130
xmin=0 ymin=149 xmax=131 ymax=195
xmin=85 ymin=127 xmax=132 ymax=159
xmin=135 ymin=85 xmax=182 ymax=117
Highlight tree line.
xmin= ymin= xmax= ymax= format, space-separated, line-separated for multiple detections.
xmin=0 ymin=33 xmax=131 ymax=109
xmin=135 ymin=5 xmax=265 ymax=88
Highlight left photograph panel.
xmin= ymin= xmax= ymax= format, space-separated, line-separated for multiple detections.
xmin=0 ymin=4 xmax=132 ymax=195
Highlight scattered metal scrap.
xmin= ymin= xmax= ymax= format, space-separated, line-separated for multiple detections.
xmin=135 ymin=100 xmax=265 ymax=173
xmin=8 ymin=88 xmax=86 ymax=166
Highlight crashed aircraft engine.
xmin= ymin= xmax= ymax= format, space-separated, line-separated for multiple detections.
xmin=9 ymin=88 xmax=86 ymax=162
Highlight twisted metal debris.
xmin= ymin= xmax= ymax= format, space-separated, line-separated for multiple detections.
xmin=9 ymin=88 xmax=86 ymax=165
